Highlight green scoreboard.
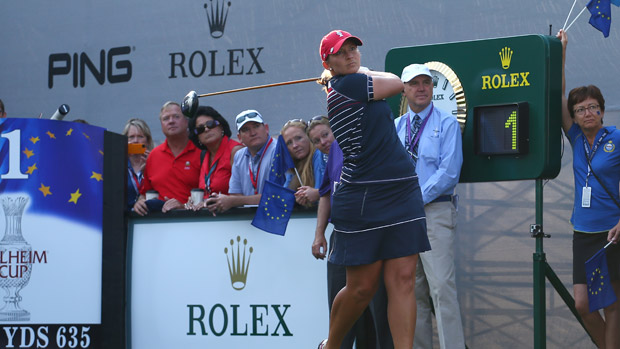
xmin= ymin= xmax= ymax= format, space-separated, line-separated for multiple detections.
xmin=385 ymin=35 xmax=563 ymax=182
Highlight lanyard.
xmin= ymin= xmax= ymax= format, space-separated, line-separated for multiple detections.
xmin=582 ymin=129 xmax=608 ymax=187
xmin=249 ymin=137 xmax=273 ymax=194
xmin=128 ymin=167 xmax=142 ymax=194
xmin=405 ymin=104 xmax=434 ymax=153
xmin=204 ymin=160 xmax=219 ymax=195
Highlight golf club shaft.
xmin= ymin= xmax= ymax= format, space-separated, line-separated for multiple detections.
xmin=198 ymin=77 xmax=320 ymax=98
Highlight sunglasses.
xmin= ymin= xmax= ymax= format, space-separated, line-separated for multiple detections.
xmin=284 ymin=118 xmax=307 ymax=129
xmin=236 ymin=112 xmax=262 ymax=125
xmin=308 ymin=115 xmax=328 ymax=126
xmin=194 ymin=120 xmax=220 ymax=135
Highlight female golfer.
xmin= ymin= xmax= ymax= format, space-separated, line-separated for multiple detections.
xmin=317 ymin=30 xmax=430 ymax=349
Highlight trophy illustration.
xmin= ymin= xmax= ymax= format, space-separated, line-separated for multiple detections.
xmin=0 ymin=196 xmax=32 ymax=321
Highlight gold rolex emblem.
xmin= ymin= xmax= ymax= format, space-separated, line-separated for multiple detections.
xmin=499 ymin=47 xmax=513 ymax=70
xmin=224 ymin=236 xmax=253 ymax=291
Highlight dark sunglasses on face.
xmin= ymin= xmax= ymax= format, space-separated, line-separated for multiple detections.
xmin=194 ymin=120 xmax=220 ymax=134
xmin=236 ymin=112 xmax=261 ymax=125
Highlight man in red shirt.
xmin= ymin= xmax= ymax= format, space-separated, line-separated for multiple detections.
xmin=133 ymin=101 xmax=201 ymax=215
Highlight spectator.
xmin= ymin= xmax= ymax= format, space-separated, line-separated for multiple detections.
xmin=204 ymin=110 xmax=276 ymax=214
xmin=281 ymin=119 xmax=326 ymax=207
xmin=558 ymin=29 xmax=620 ymax=349
xmin=122 ymin=118 xmax=154 ymax=211
xmin=133 ymin=101 xmax=201 ymax=215
xmin=186 ymin=106 xmax=243 ymax=210
xmin=307 ymin=115 xmax=334 ymax=156
xmin=394 ymin=63 xmax=464 ymax=349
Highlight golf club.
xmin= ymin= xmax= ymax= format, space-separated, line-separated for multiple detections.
xmin=181 ymin=77 xmax=320 ymax=117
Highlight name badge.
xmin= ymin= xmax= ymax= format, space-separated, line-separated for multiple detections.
xmin=582 ymin=187 xmax=591 ymax=208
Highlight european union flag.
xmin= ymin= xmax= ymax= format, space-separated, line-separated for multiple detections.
xmin=251 ymin=180 xmax=295 ymax=236
xmin=0 ymin=118 xmax=104 ymax=229
xmin=588 ymin=0 xmax=614 ymax=37
xmin=268 ymin=135 xmax=295 ymax=186
xmin=585 ymin=246 xmax=617 ymax=312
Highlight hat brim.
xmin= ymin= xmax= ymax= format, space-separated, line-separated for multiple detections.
xmin=325 ymin=36 xmax=363 ymax=61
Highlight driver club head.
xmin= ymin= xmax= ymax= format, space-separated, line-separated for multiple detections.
xmin=181 ymin=91 xmax=199 ymax=118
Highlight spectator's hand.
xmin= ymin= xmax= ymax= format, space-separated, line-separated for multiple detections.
xmin=295 ymin=186 xmax=319 ymax=207
xmin=184 ymin=196 xmax=206 ymax=211
xmin=162 ymin=197 xmax=184 ymax=213
xmin=556 ymin=29 xmax=567 ymax=49
xmin=133 ymin=197 xmax=148 ymax=216
xmin=205 ymin=193 xmax=232 ymax=216
xmin=312 ymin=233 xmax=328 ymax=260
xmin=608 ymin=220 xmax=620 ymax=244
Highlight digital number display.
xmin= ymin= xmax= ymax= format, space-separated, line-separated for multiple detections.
xmin=474 ymin=102 xmax=529 ymax=155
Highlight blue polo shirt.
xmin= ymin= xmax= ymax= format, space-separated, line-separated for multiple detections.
xmin=567 ymin=124 xmax=620 ymax=233
xmin=228 ymin=137 xmax=277 ymax=196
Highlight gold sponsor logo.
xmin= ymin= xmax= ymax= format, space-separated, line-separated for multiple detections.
xmin=224 ymin=236 xmax=253 ymax=291
xmin=481 ymin=47 xmax=530 ymax=90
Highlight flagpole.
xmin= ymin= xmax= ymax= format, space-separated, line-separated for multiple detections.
xmin=565 ymin=6 xmax=588 ymax=32
xmin=294 ymin=168 xmax=304 ymax=186
xmin=604 ymin=240 xmax=614 ymax=249
xmin=563 ymin=0 xmax=579 ymax=30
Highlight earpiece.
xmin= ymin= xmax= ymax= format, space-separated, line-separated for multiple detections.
xmin=597 ymin=111 xmax=601 ymax=115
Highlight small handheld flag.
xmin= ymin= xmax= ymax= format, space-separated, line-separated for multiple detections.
xmin=587 ymin=0 xmax=614 ymax=37
xmin=251 ymin=180 xmax=295 ymax=236
xmin=268 ymin=135 xmax=295 ymax=186
xmin=585 ymin=241 xmax=617 ymax=312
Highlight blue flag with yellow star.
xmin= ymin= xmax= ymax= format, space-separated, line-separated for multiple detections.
xmin=251 ymin=180 xmax=295 ymax=236
xmin=588 ymin=0 xmax=616 ymax=37
xmin=585 ymin=246 xmax=617 ymax=312
xmin=0 ymin=118 xmax=104 ymax=228
xmin=268 ymin=135 xmax=295 ymax=186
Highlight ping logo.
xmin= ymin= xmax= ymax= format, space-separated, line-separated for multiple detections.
xmin=204 ymin=0 xmax=231 ymax=39
xmin=224 ymin=236 xmax=253 ymax=290
xmin=499 ymin=47 xmax=513 ymax=70
xmin=481 ymin=46 xmax=530 ymax=90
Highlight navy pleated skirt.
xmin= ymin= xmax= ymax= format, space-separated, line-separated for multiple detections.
xmin=329 ymin=178 xmax=430 ymax=266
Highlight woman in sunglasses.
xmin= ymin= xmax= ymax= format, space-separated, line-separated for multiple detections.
xmin=317 ymin=30 xmax=429 ymax=349
xmin=188 ymin=106 xmax=243 ymax=209
xmin=280 ymin=119 xmax=326 ymax=207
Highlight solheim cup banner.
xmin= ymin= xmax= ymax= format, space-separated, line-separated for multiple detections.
xmin=0 ymin=118 xmax=103 ymax=348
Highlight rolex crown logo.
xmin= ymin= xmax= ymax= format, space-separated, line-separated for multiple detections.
xmin=499 ymin=47 xmax=513 ymax=70
xmin=432 ymin=74 xmax=439 ymax=88
xmin=204 ymin=0 xmax=231 ymax=39
xmin=224 ymin=236 xmax=253 ymax=290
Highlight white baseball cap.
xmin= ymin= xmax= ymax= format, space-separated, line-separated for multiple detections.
xmin=235 ymin=109 xmax=264 ymax=131
xmin=400 ymin=64 xmax=432 ymax=83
